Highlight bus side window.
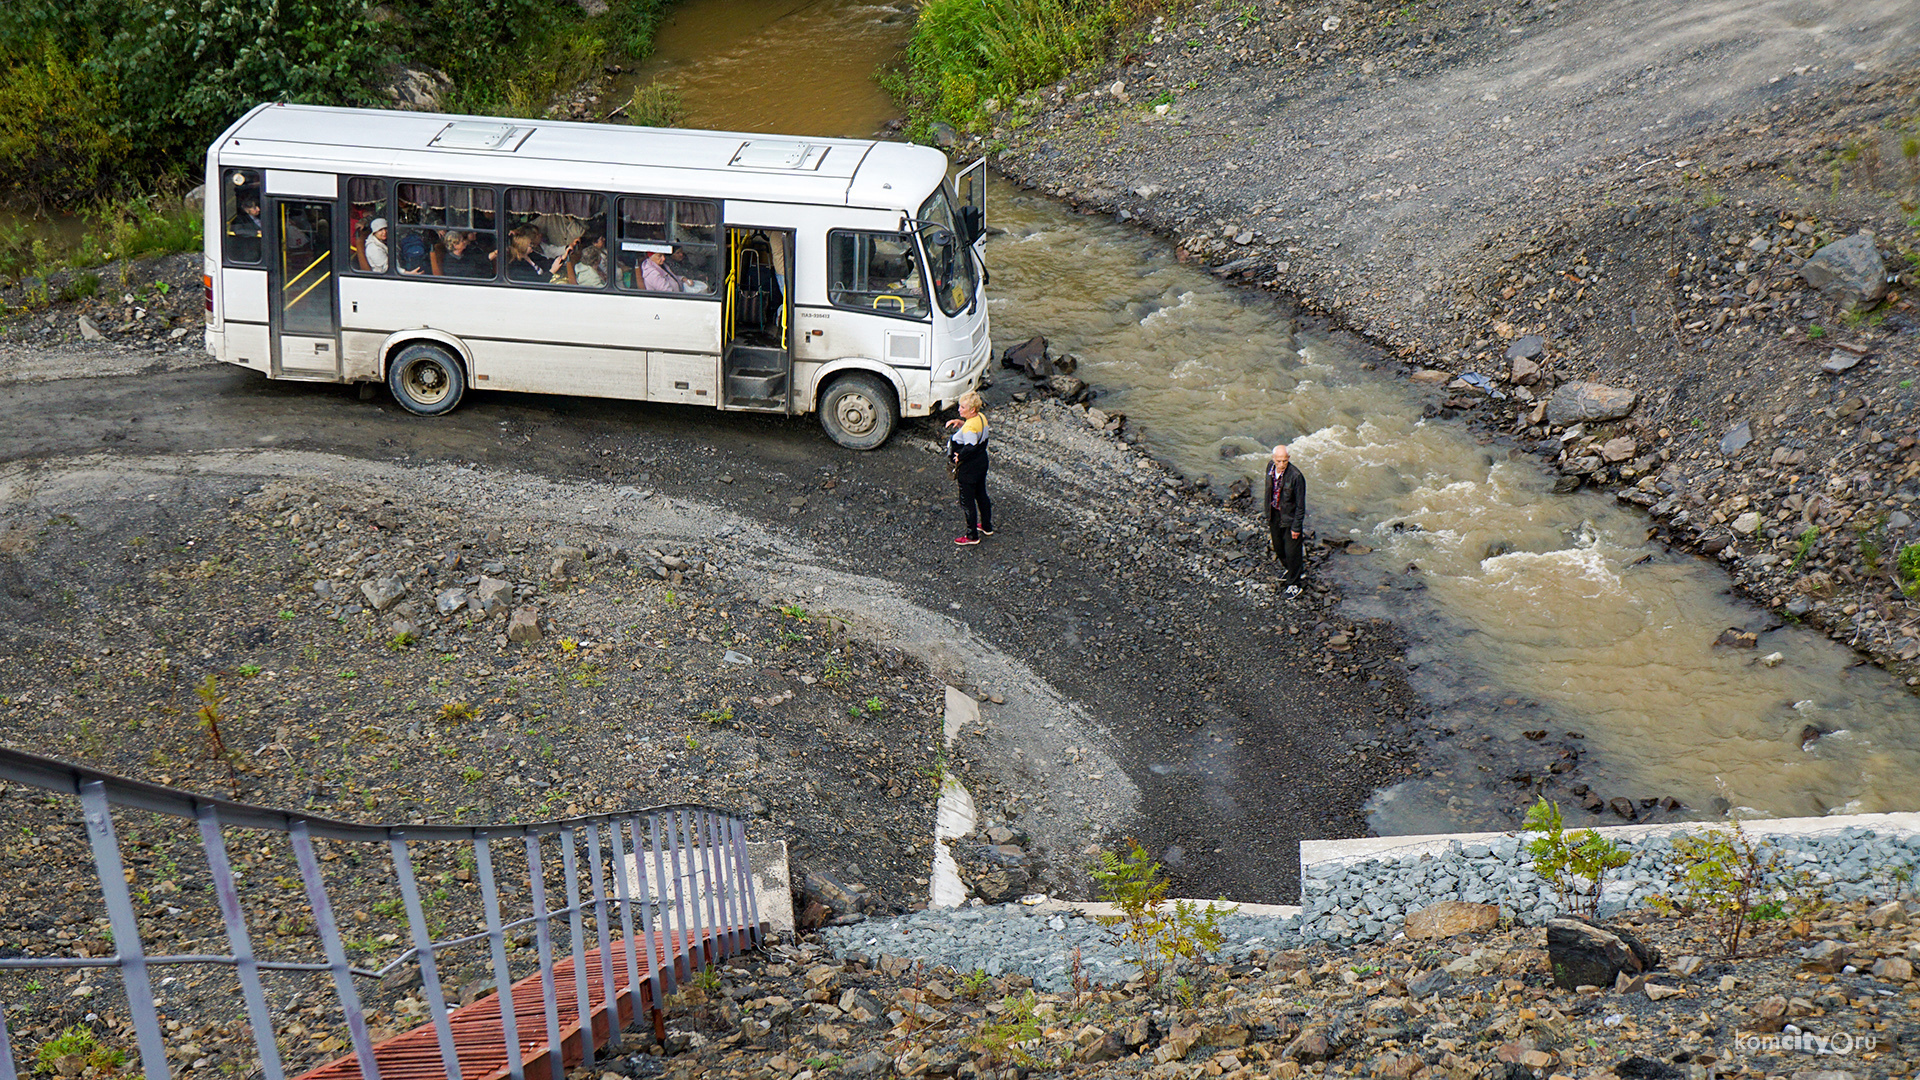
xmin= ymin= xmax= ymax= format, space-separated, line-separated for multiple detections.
xmin=223 ymin=169 xmax=264 ymax=265
xmin=507 ymin=188 xmax=606 ymax=288
xmin=397 ymin=182 xmax=497 ymax=279
xmin=617 ymin=197 xmax=718 ymax=295
xmin=826 ymin=230 xmax=926 ymax=319
xmin=348 ymin=177 xmax=387 ymax=274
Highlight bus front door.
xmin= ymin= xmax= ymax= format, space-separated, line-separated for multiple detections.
xmin=269 ymin=198 xmax=341 ymax=380
xmin=721 ymin=226 xmax=793 ymax=412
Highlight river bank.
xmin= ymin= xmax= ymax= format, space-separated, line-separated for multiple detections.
xmin=975 ymin=0 xmax=1920 ymax=681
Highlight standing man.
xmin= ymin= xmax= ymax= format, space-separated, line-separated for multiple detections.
xmin=1263 ymin=444 xmax=1307 ymax=597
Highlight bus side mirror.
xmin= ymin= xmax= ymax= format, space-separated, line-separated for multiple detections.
xmin=958 ymin=206 xmax=983 ymax=247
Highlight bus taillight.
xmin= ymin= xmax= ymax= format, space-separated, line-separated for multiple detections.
xmin=203 ymin=275 xmax=213 ymax=313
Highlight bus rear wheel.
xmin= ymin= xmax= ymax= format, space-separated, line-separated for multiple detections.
xmin=818 ymin=372 xmax=897 ymax=450
xmin=387 ymin=343 xmax=467 ymax=416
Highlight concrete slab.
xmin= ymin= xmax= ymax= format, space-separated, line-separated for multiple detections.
xmin=618 ymin=838 xmax=794 ymax=936
xmin=749 ymin=840 xmax=795 ymax=936
xmin=1025 ymin=897 xmax=1302 ymax=920
xmin=1299 ymin=810 xmax=1920 ymax=879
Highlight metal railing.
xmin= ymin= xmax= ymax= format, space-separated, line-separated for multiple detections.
xmin=0 ymin=747 xmax=763 ymax=1080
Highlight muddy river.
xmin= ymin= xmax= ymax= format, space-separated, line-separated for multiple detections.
xmin=623 ymin=0 xmax=1920 ymax=836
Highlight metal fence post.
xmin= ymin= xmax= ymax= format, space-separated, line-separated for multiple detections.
xmin=648 ymin=813 xmax=679 ymax=997
xmin=388 ymin=832 xmax=463 ymax=1080
xmin=77 ymin=781 xmax=169 ymax=1080
xmin=584 ymin=822 xmax=619 ymax=1047
xmin=628 ymin=814 xmax=662 ymax=1025
xmin=289 ymin=820 xmax=381 ymax=1080
xmin=608 ymin=818 xmax=645 ymax=1034
xmin=559 ymin=827 xmax=594 ymax=1070
xmin=731 ymin=817 xmax=763 ymax=947
xmin=524 ymin=837 xmax=565 ymax=1080
xmin=194 ymin=804 xmax=287 ymax=1080
xmin=474 ymin=835 xmax=525 ymax=1080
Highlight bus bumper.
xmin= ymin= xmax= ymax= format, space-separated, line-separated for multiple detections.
xmin=930 ymin=330 xmax=993 ymax=411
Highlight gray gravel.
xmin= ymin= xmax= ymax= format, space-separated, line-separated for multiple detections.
xmin=819 ymin=827 xmax=1919 ymax=979
xmin=820 ymin=905 xmax=1302 ymax=992
xmin=1303 ymin=827 xmax=1920 ymax=946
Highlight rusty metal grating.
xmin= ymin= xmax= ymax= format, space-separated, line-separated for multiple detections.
xmin=0 ymin=747 xmax=764 ymax=1080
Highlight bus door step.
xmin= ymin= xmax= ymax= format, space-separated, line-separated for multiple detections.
xmin=726 ymin=370 xmax=788 ymax=406
xmin=725 ymin=345 xmax=789 ymax=407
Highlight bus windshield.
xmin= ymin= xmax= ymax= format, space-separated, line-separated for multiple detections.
xmin=918 ymin=183 xmax=977 ymax=318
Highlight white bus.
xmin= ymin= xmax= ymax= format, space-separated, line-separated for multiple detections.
xmin=201 ymin=103 xmax=992 ymax=448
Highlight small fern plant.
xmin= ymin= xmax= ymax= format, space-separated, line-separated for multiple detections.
xmin=1091 ymin=839 xmax=1234 ymax=992
xmin=1523 ymin=798 xmax=1629 ymax=920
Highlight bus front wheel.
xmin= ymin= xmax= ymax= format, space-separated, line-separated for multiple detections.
xmin=818 ymin=373 xmax=897 ymax=450
xmin=387 ymin=343 xmax=467 ymax=416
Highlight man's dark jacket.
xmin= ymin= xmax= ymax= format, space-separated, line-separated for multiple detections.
xmin=1262 ymin=461 xmax=1306 ymax=533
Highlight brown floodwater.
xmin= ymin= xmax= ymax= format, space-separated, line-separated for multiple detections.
xmin=632 ymin=0 xmax=1920 ymax=836
xmin=614 ymin=0 xmax=915 ymax=137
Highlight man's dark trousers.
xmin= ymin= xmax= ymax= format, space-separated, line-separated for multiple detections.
xmin=1270 ymin=515 xmax=1304 ymax=586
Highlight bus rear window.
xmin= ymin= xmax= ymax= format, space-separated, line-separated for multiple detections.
xmin=222 ymin=169 xmax=263 ymax=265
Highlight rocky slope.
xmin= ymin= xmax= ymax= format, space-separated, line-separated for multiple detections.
xmin=975 ymin=0 xmax=1920 ymax=681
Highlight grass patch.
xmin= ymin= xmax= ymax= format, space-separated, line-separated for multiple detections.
xmin=625 ymin=81 xmax=687 ymax=128
xmin=883 ymin=0 xmax=1172 ymax=141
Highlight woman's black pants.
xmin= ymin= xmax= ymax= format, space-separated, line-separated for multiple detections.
xmin=958 ymin=474 xmax=993 ymax=538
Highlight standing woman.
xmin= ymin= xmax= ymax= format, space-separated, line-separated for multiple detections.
xmin=1263 ymin=444 xmax=1307 ymax=596
xmin=945 ymin=391 xmax=994 ymax=546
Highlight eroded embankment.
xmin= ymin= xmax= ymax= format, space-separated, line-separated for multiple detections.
xmin=975 ymin=0 xmax=1920 ymax=680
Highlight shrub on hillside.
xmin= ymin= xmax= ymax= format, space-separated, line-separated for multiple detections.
xmin=0 ymin=41 xmax=129 ymax=204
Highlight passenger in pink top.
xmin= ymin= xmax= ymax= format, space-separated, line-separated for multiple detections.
xmin=639 ymin=250 xmax=684 ymax=292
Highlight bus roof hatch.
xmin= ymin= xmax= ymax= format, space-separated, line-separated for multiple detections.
xmin=429 ymin=122 xmax=535 ymax=152
xmin=729 ymin=140 xmax=828 ymax=171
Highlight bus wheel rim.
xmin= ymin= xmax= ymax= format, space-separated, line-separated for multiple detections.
xmin=836 ymin=393 xmax=875 ymax=435
xmin=404 ymin=360 xmax=449 ymax=404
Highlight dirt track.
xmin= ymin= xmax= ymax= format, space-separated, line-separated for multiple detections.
xmin=0 ymin=344 xmax=1420 ymax=906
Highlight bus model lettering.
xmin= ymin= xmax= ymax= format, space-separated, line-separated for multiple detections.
xmin=203 ymin=104 xmax=991 ymax=449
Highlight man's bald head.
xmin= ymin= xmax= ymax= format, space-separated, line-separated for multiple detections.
xmin=1271 ymin=444 xmax=1290 ymax=467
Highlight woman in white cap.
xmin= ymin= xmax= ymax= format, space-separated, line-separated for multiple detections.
xmin=363 ymin=218 xmax=390 ymax=273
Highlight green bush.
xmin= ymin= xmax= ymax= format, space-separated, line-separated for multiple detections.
xmin=1091 ymin=838 xmax=1232 ymax=992
xmin=1898 ymin=542 xmax=1920 ymax=597
xmin=0 ymin=40 xmax=129 ymax=204
xmin=884 ymin=0 xmax=1163 ymax=140
xmin=1523 ymin=797 xmax=1629 ymax=920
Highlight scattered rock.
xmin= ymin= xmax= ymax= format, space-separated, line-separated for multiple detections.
xmin=361 ymin=577 xmax=407 ymax=611
xmin=1545 ymin=381 xmax=1637 ymax=425
xmin=1505 ymin=334 xmax=1545 ymax=361
xmin=476 ymin=576 xmax=513 ymax=611
xmin=1799 ymin=232 xmax=1888 ymax=307
xmin=1719 ymin=419 xmax=1752 ymax=456
xmin=1866 ymin=900 xmax=1908 ymax=928
xmin=77 ymin=315 xmax=103 ymax=341
xmin=506 ymin=606 xmax=542 ymax=644
xmin=1600 ymin=436 xmax=1636 ymax=463
xmin=379 ymin=65 xmax=453 ymax=112
xmin=1405 ymin=968 xmax=1454 ymax=997
xmin=1508 ymin=356 xmax=1541 ymax=385
xmin=1546 ymin=919 xmax=1658 ymax=989
xmin=1819 ymin=350 xmax=1863 ymax=375
xmin=1404 ymin=900 xmax=1500 ymax=940
xmin=1002 ymin=336 xmax=1052 ymax=378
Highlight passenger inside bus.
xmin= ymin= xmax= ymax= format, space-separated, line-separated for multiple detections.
xmin=438 ymin=229 xmax=495 ymax=278
xmin=503 ymin=225 xmax=551 ymax=282
xmin=228 ymin=193 xmax=263 ymax=264
xmin=360 ymin=218 xmax=389 ymax=273
xmin=554 ymin=227 xmax=608 ymax=287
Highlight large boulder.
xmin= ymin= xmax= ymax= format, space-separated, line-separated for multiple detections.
xmin=1546 ymin=918 xmax=1659 ymax=989
xmin=1546 ymin=381 xmax=1638 ymax=426
xmin=1800 ymin=232 xmax=1887 ymax=308
xmin=380 ymin=65 xmax=453 ymax=112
